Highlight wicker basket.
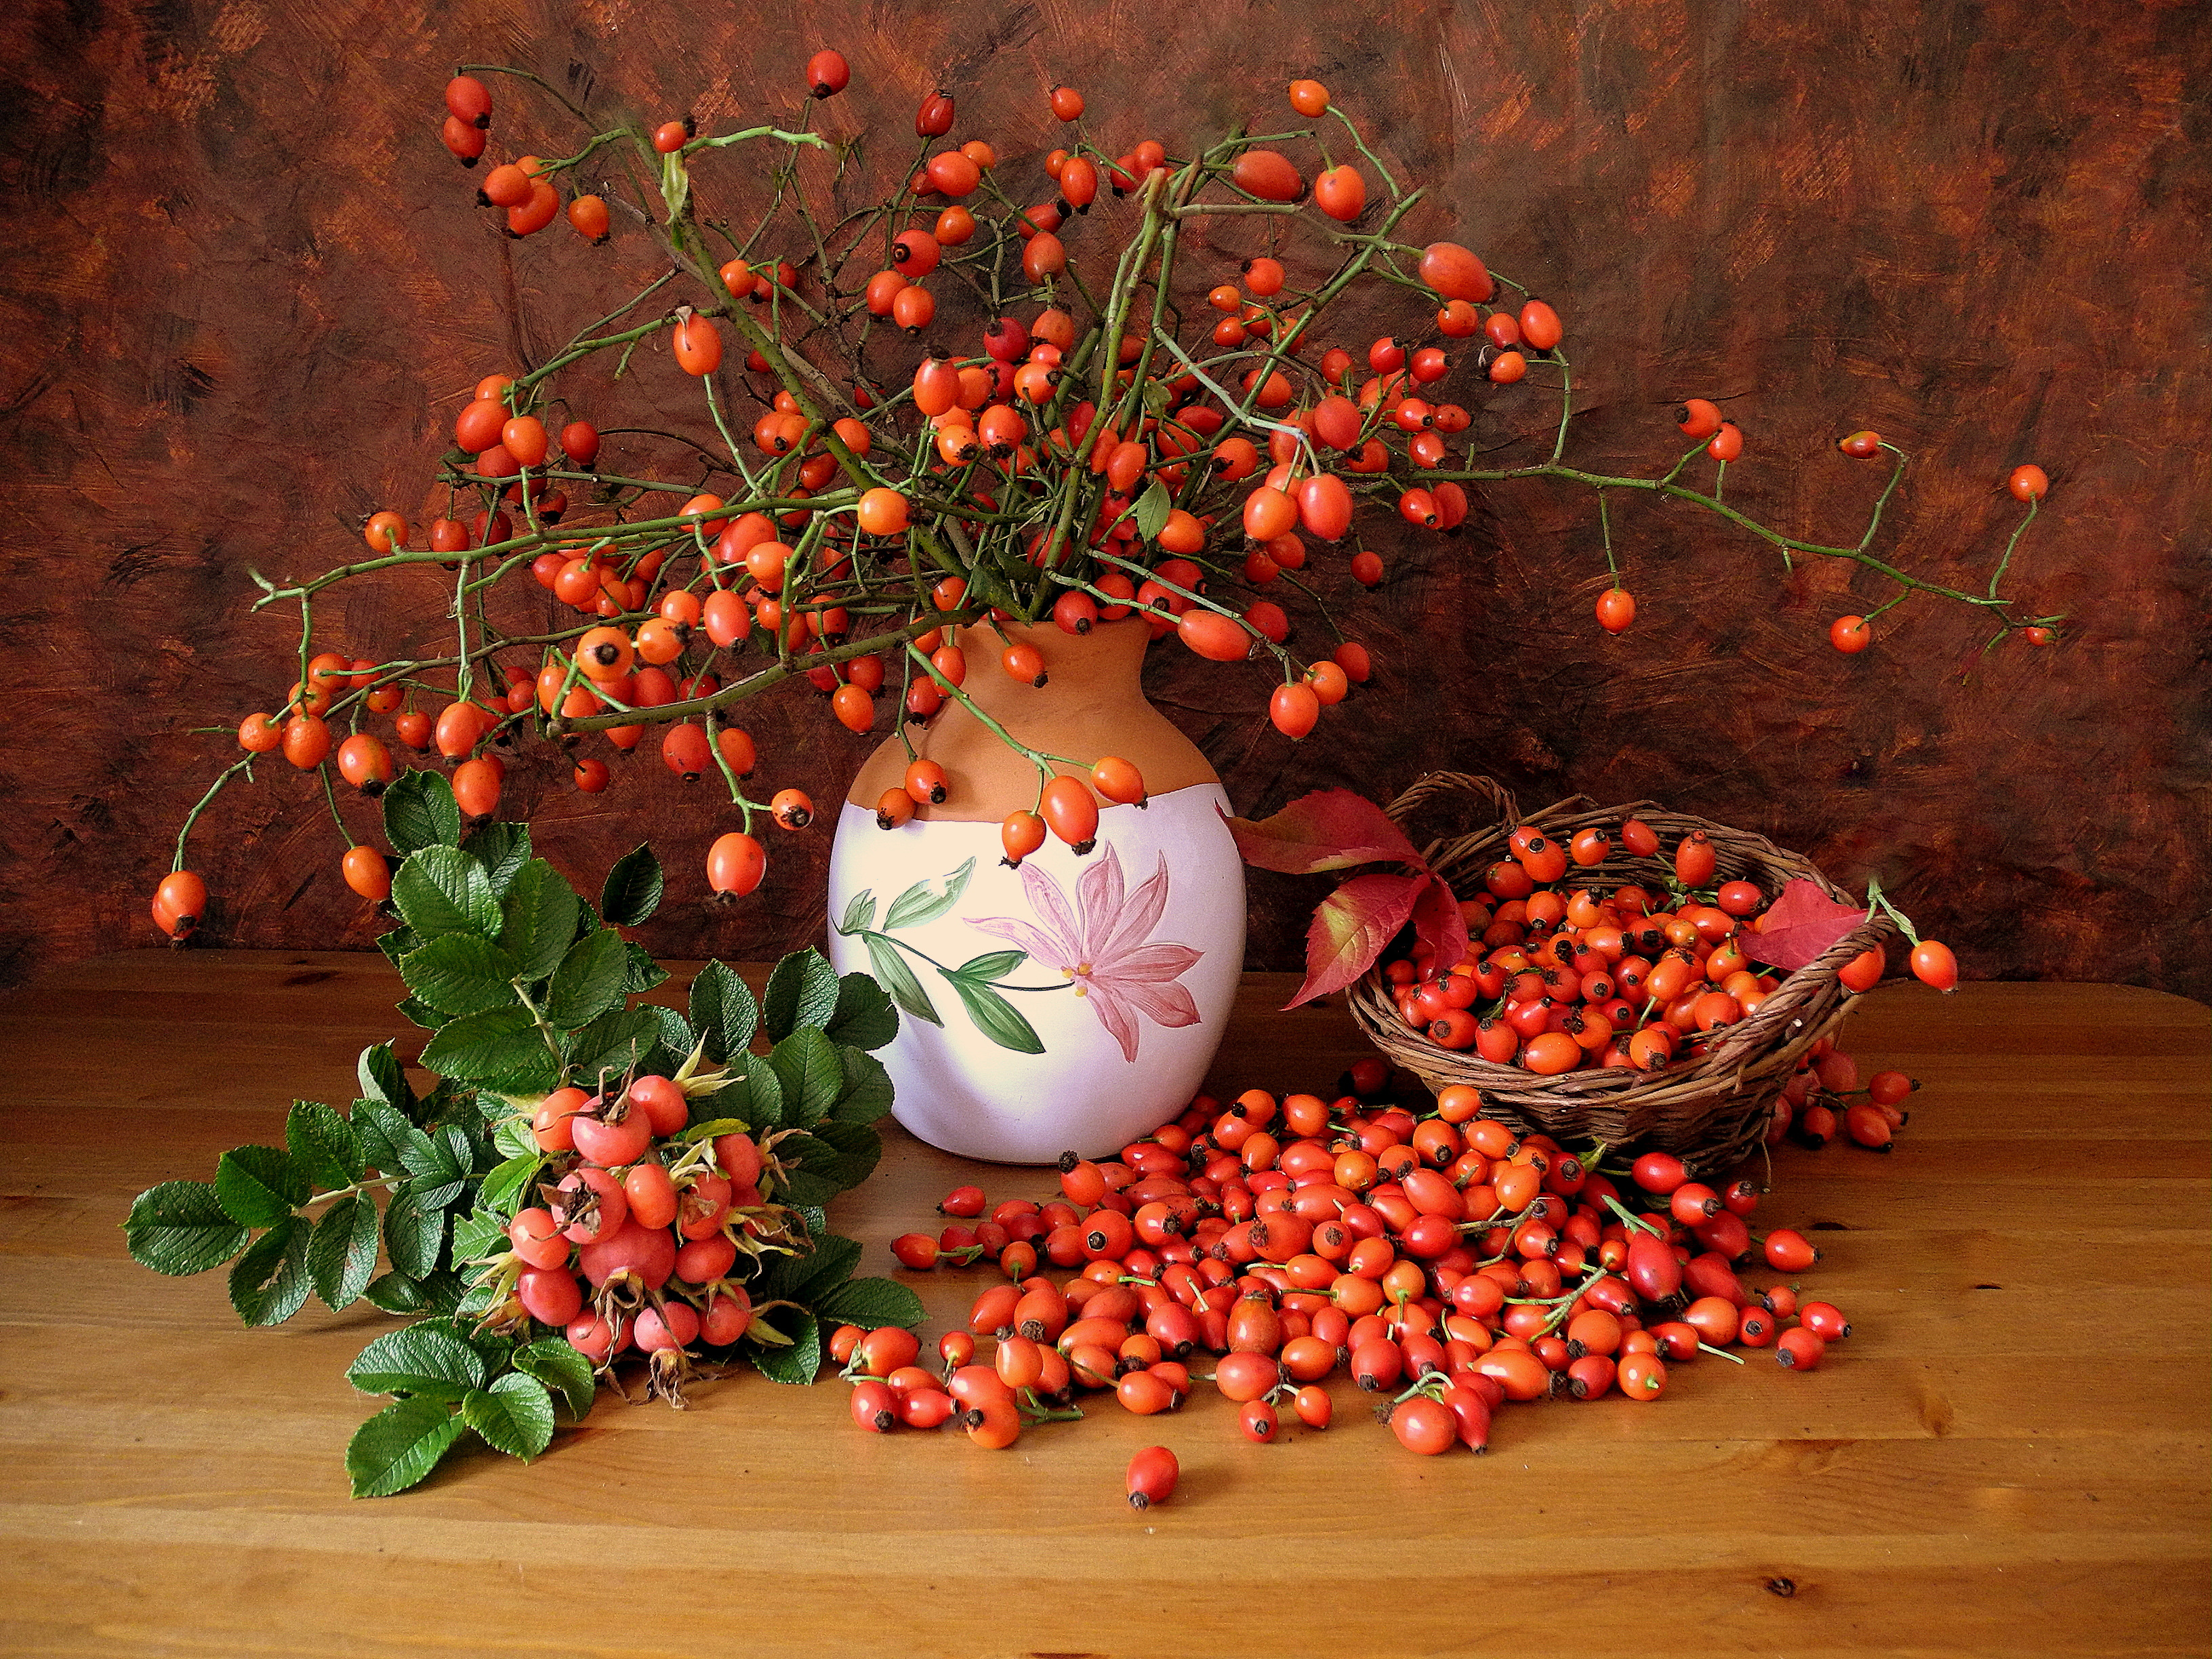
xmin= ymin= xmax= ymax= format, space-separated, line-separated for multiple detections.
xmin=1348 ymin=772 xmax=1891 ymax=1176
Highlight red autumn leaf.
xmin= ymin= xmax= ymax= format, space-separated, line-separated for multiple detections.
xmin=1223 ymin=790 xmax=1425 ymax=876
xmin=1409 ymin=872 xmax=1468 ymax=980
xmin=1742 ymin=878 xmax=1870 ymax=971
xmin=1284 ymin=871 xmax=1426 ymax=1008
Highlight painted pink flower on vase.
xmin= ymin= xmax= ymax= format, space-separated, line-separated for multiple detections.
xmin=966 ymin=844 xmax=1204 ymax=1063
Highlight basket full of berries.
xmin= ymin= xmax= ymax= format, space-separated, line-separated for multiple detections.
xmin=1233 ymin=772 xmax=1905 ymax=1175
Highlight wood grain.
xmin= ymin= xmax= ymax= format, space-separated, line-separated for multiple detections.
xmin=0 ymin=0 xmax=2207 ymax=997
xmin=0 ymin=954 xmax=2204 ymax=1657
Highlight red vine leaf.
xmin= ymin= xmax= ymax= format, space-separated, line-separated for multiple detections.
xmin=1223 ymin=791 xmax=1424 ymax=876
xmin=1742 ymin=878 xmax=1869 ymax=971
xmin=1409 ymin=873 xmax=1469 ymax=979
xmin=1284 ymin=872 xmax=1426 ymax=1009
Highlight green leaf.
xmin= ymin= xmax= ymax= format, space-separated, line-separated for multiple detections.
xmin=788 ymin=1233 xmax=865 ymax=1304
xmin=382 ymin=770 xmax=462 ymax=857
xmin=766 ymin=1027 xmax=844 ymax=1128
xmin=392 ymin=844 xmax=500 ymax=941
xmin=823 ymin=972 xmax=898 ymax=1051
xmin=491 ymin=1111 xmax=539 ymax=1160
xmin=600 ymin=844 xmax=664 ymax=928
xmin=861 ymin=934 xmax=940 ymax=1027
xmin=394 ymin=997 xmax=450 ymax=1031
xmin=762 ymin=948 xmax=840 ymax=1044
xmin=228 ymin=1215 xmax=312 ymax=1326
xmin=1134 ymin=476 xmax=1172 ymax=543
xmin=125 ymin=1181 xmax=248 ymax=1277
xmin=383 ymin=1185 xmax=445 ymax=1278
xmin=750 ymin=1310 xmax=822 ymax=1385
xmin=836 ymin=890 xmax=877 ymax=936
xmin=647 ymin=1006 xmax=694 ymax=1064
xmin=463 ymin=1373 xmax=555 ymax=1461
xmin=284 ymin=1100 xmax=363 ymax=1191
xmin=546 ymin=928 xmax=628 ymax=1028
xmin=348 ymin=1322 xmax=489 ymax=1396
xmin=308 ymin=1193 xmax=380 ymax=1311
xmin=451 ymin=1208 xmax=508 ymax=1271
xmin=776 ymin=1119 xmax=882 ymax=1206
xmin=361 ymin=1268 xmax=463 ymax=1317
xmin=881 ymin=858 xmax=974 ymax=930
xmin=689 ymin=960 xmax=760 ymax=1063
xmin=399 ymin=1123 xmax=473 ymax=1210
xmin=354 ymin=1097 xmax=426 ymax=1176
xmin=400 ymin=933 xmax=521 ymax=1017
xmin=421 ymin=1007 xmax=558 ymax=1090
xmin=499 ymin=860 xmax=581 ymax=985
xmin=714 ymin=1057 xmax=781 ymax=1132
xmin=377 ymin=929 xmax=415 ymax=971
xmin=622 ymin=941 xmax=670 ymax=995
xmin=817 ymin=1275 xmax=924 ymax=1332
xmin=474 ymin=1153 xmax=541 ymax=1218
xmin=953 ymin=949 xmax=1027 ymax=982
xmin=678 ymin=1116 xmax=749 ymax=1143
xmin=831 ymin=1046 xmax=895 ymax=1123
xmin=462 ymin=819 xmax=533 ymax=895
xmin=214 ymin=1145 xmax=308 ymax=1228
xmin=947 ymin=976 xmax=1045 ymax=1054
xmin=357 ymin=1042 xmax=413 ymax=1115
xmin=514 ymin=1338 xmax=596 ymax=1420
xmin=562 ymin=1008 xmax=661 ymax=1090
xmin=347 ymin=1396 xmax=466 ymax=1498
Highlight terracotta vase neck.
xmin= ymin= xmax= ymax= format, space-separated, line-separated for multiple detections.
xmin=844 ymin=617 xmax=1218 ymax=820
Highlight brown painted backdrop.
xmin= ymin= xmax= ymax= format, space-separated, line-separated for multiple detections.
xmin=1 ymin=0 xmax=2206 ymax=997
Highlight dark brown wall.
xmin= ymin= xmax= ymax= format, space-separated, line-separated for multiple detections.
xmin=2 ymin=0 xmax=2206 ymax=996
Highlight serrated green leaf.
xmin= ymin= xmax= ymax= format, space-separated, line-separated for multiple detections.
xmin=563 ymin=1008 xmax=660 ymax=1090
xmin=688 ymin=960 xmax=760 ymax=1063
xmin=348 ymin=1322 xmax=489 ymax=1396
xmin=382 ymin=770 xmax=462 ymax=857
xmin=400 ymin=933 xmax=521 ymax=1017
xmin=749 ymin=1309 xmax=821 ymax=1385
xmin=499 ymin=860 xmax=581 ymax=985
xmin=383 ymin=1185 xmax=445 ymax=1279
xmin=647 ymin=1006 xmax=694 ymax=1063
xmin=228 ymin=1215 xmax=312 ymax=1326
xmin=514 ymin=1338 xmax=596 ymax=1420
xmin=357 ymin=1042 xmax=412 ymax=1115
xmin=947 ymin=976 xmax=1045 ymax=1054
xmin=392 ymin=844 xmax=499 ymax=940
xmin=347 ymin=1396 xmax=466 ymax=1498
xmin=421 ymin=1007 xmax=557 ymax=1090
xmin=713 ymin=1058 xmax=781 ymax=1132
xmin=284 ymin=1100 xmax=363 ymax=1190
xmin=804 ymin=1118 xmax=882 ymax=1195
xmin=789 ymin=1233 xmax=864 ymax=1304
xmin=377 ymin=930 xmax=413 ymax=970
xmin=823 ymin=972 xmax=899 ymax=1051
xmin=308 ymin=1193 xmax=380 ymax=1311
xmin=474 ymin=1153 xmax=540 ymax=1219
xmin=836 ymin=890 xmax=877 ymax=936
xmin=362 ymin=1270 xmax=430 ymax=1315
xmin=817 ymin=1275 xmax=924 ymax=1332
xmin=881 ymin=858 xmax=974 ymax=930
xmin=762 ymin=948 xmax=840 ymax=1044
xmin=394 ymin=997 xmax=451 ymax=1031
xmin=354 ymin=1097 xmax=426 ymax=1176
xmin=124 ymin=1181 xmax=249 ymax=1276
xmin=766 ymin=1027 xmax=844 ymax=1128
xmin=462 ymin=819 xmax=533 ymax=895
xmin=546 ymin=928 xmax=628 ymax=1027
xmin=861 ymin=934 xmax=939 ymax=1027
xmin=1134 ymin=476 xmax=1172 ymax=542
xmin=463 ymin=1373 xmax=556 ymax=1461
xmin=678 ymin=1115 xmax=750 ymax=1143
xmin=832 ymin=1045 xmax=895 ymax=1123
xmin=622 ymin=941 xmax=670 ymax=995
xmin=600 ymin=844 xmax=664 ymax=928
xmin=400 ymin=1122 xmax=474 ymax=1211
xmin=491 ymin=1112 xmax=539 ymax=1160
xmin=214 ymin=1145 xmax=308 ymax=1228
xmin=451 ymin=1208 xmax=508 ymax=1271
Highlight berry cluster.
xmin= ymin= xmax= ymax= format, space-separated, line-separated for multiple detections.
xmin=836 ymin=1071 xmax=1870 ymax=1460
xmin=1376 ymin=817 xmax=1955 ymax=1078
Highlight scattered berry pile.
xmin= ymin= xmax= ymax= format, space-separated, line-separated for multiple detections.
xmin=832 ymin=1065 xmax=1894 ymax=1461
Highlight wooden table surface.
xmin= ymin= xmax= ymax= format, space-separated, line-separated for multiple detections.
xmin=1 ymin=951 xmax=2205 ymax=1659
